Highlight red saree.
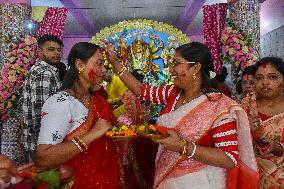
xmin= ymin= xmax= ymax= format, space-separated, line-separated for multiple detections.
xmin=255 ymin=112 xmax=284 ymax=189
xmin=64 ymin=94 xmax=124 ymax=189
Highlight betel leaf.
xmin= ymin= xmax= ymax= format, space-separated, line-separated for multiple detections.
xmin=37 ymin=169 xmax=60 ymax=189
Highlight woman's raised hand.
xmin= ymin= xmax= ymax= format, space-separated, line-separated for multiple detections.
xmin=102 ymin=40 xmax=119 ymax=64
xmin=89 ymin=118 xmax=112 ymax=139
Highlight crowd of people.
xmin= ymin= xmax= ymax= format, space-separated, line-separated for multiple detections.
xmin=0 ymin=34 xmax=283 ymax=189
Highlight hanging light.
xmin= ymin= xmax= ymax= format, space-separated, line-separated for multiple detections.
xmin=24 ymin=19 xmax=38 ymax=35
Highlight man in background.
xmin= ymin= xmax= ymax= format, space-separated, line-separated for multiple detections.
xmin=22 ymin=35 xmax=63 ymax=163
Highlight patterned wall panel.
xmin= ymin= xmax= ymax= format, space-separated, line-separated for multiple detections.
xmin=260 ymin=25 xmax=284 ymax=59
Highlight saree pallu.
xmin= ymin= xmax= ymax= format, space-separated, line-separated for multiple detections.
xmin=154 ymin=93 xmax=258 ymax=189
xmin=256 ymin=112 xmax=284 ymax=189
xmin=64 ymin=94 xmax=123 ymax=189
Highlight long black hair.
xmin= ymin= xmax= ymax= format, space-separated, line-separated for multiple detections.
xmin=61 ymin=42 xmax=100 ymax=90
xmin=175 ymin=42 xmax=219 ymax=95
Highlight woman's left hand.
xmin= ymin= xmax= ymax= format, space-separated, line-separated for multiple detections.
xmin=152 ymin=130 xmax=184 ymax=153
xmin=256 ymin=138 xmax=281 ymax=157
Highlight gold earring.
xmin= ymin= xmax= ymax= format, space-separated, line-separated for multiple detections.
xmin=78 ymin=67 xmax=84 ymax=74
xmin=193 ymin=73 xmax=197 ymax=80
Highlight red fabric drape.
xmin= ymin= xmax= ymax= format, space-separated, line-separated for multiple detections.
xmin=203 ymin=3 xmax=228 ymax=75
xmin=36 ymin=8 xmax=68 ymax=39
xmin=65 ymin=95 xmax=122 ymax=189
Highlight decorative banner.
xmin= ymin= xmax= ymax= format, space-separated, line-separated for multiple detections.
xmin=90 ymin=19 xmax=190 ymax=86
xmin=36 ymin=7 xmax=68 ymax=39
xmin=0 ymin=3 xmax=30 ymax=71
xmin=32 ymin=6 xmax=48 ymax=22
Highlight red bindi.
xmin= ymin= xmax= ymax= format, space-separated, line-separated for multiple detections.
xmin=261 ymin=63 xmax=267 ymax=68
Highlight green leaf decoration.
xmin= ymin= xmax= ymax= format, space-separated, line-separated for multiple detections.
xmin=246 ymin=42 xmax=252 ymax=47
xmin=9 ymin=109 xmax=16 ymax=117
xmin=37 ymin=169 xmax=60 ymax=189
xmin=4 ymin=101 xmax=8 ymax=108
xmin=223 ymin=56 xmax=231 ymax=63
xmin=273 ymin=135 xmax=281 ymax=141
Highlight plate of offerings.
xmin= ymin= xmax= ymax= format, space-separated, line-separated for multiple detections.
xmin=105 ymin=125 xmax=138 ymax=140
xmin=136 ymin=124 xmax=165 ymax=139
xmin=105 ymin=116 xmax=138 ymax=140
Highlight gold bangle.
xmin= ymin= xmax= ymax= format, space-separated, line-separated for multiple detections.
xmin=118 ymin=68 xmax=126 ymax=77
xmin=180 ymin=139 xmax=188 ymax=156
xmin=75 ymin=136 xmax=88 ymax=150
xmin=116 ymin=67 xmax=126 ymax=77
xmin=72 ymin=138 xmax=83 ymax=152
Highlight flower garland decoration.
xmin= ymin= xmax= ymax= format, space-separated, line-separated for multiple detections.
xmin=221 ymin=21 xmax=257 ymax=76
xmin=36 ymin=7 xmax=68 ymax=39
xmin=0 ymin=35 xmax=38 ymax=120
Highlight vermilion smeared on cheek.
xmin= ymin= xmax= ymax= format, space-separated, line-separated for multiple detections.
xmin=88 ymin=69 xmax=99 ymax=80
xmin=180 ymin=73 xmax=186 ymax=77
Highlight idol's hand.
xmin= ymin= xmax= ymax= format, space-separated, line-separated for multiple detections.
xmin=90 ymin=118 xmax=112 ymax=139
xmin=153 ymin=130 xmax=184 ymax=153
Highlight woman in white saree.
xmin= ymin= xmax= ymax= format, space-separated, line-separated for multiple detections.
xmin=105 ymin=42 xmax=258 ymax=189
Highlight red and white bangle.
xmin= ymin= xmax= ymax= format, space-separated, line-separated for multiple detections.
xmin=72 ymin=137 xmax=88 ymax=152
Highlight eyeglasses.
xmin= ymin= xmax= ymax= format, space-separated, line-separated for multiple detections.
xmin=171 ymin=60 xmax=196 ymax=67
